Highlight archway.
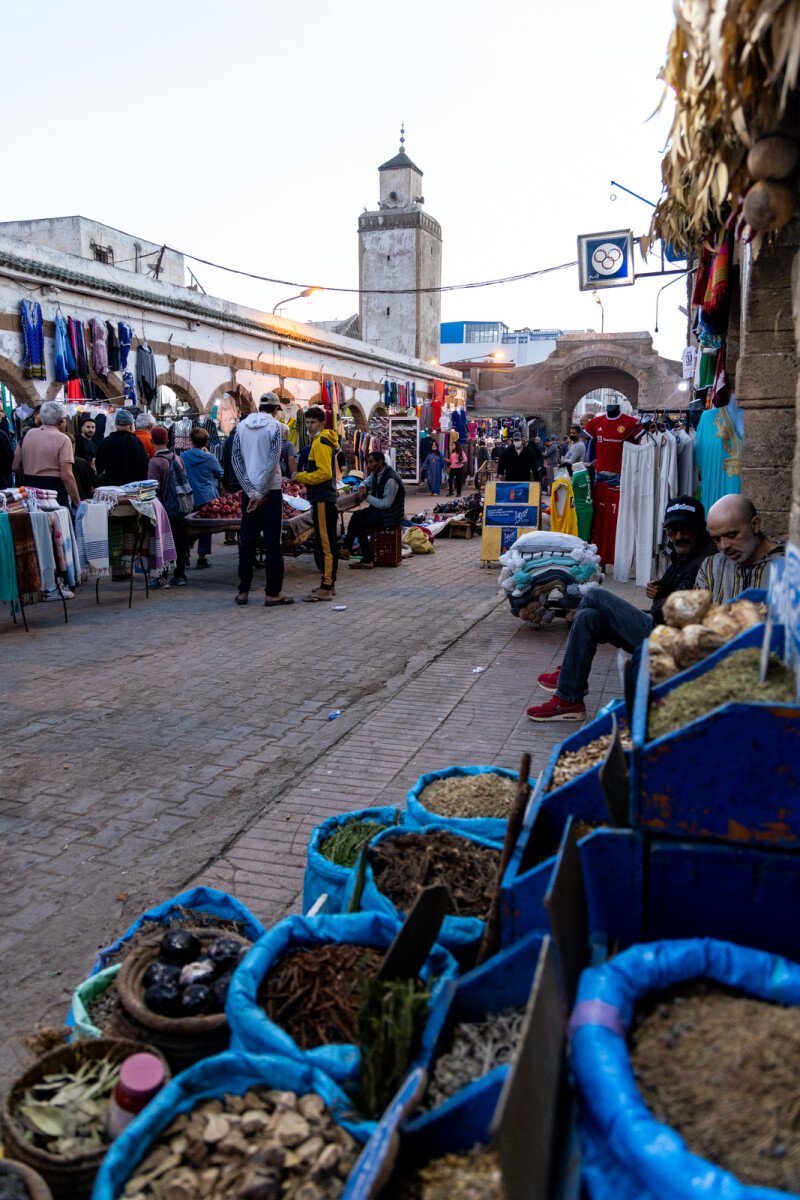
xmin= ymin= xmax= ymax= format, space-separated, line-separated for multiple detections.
xmin=157 ymin=383 xmax=197 ymax=419
xmin=156 ymin=371 xmax=203 ymax=415
xmin=0 ymin=353 xmax=42 ymax=412
xmin=570 ymin=388 xmax=633 ymax=425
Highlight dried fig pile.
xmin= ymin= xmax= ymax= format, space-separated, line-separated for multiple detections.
xmin=648 ymin=592 xmax=766 ymax=683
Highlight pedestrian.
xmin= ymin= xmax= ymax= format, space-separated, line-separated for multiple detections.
xmin=490 ymin=441 xmax=501 ymax=479
xmin=95 ymin=409 xmax=150 ymax=485
xmin=75 ymin=417 xmax=99 ymax=466
xmin=147 ymin=426 xmax=191 ymax=588
xmin=135 ymin=412 xmax=157 ymax=459
xmin=561 ymin=429 xmax=586 ymax=469
xmin=181 ymin=425 xmax=224 ymax=569
xmin=543 ymin=438 xmax=559 ymax=489
xmin=421 ymin=441 xmax=444 ymax=495
xmin=497 ymin=437 xmax=539 ymax=483
xmin=474 ymin=439 xmax=489 ymax=489
xmin=231 ymin=403 xmax=292 ymax=607
xmin=11 ymin=399 xmax=81 ymax=509
xmin=294 ymin=404 xmax=340 ymax=602
xmin=448 ymin=439 xmax=467 ymax=496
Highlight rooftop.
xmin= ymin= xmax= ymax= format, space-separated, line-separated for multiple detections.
xmin=378 ymin=149 xmax=422 ymax=173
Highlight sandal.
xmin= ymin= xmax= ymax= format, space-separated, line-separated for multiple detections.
xmin=302 ymin=589 xmax=333 ymax=602
xmin=234 ymin=593 xmax=249 ymax=606
xmin=264 ymin=595 xmax=295 ymax=606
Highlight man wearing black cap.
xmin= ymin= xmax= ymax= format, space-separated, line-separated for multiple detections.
xmin=527 ymin=496 xmax=715 ymax=721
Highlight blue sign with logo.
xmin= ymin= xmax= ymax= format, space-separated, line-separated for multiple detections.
xmin=485 ymin=505 xmax=540 ymax=527
xmin=577 ymin=229 xmax=634 ymax=290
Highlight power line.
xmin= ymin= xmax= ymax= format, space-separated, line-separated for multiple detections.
xmin=156 ymin=245 xmax=579 ymax=296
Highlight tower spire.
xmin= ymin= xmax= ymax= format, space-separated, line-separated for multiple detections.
xmin=399 ymin=123 xmax=405 ymax=153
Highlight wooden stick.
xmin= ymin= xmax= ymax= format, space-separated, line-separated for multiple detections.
xmin=474 ymin=752 xmax=532 ymax=966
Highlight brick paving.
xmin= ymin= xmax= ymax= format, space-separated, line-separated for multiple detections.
xmin=0 ymin=493 xmax=641 ymax=1088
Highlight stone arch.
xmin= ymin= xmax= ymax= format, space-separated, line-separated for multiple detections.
xmin=206 ymin=377 xmax=237 ymax=415
xmin=156 ymin=371 xmax=203 ymax=413
xmin=553 ymin=355 xmax=648 ymax=435
xmin=44 ymin=371 xmax=124 ymax=404
xmin=0 ymin=354 xmax=42 ymax=409
xmin=344 ymin=399 xmax=367 ymax=429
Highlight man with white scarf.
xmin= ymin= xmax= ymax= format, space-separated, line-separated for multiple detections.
xmin=232 ymin=399 xmax=294 ymax=607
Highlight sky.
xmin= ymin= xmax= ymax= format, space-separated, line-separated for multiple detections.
xmin=2 ymin=0 xmax=686 ymax=360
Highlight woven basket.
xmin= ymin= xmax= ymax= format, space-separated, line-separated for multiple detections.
xmin=0 ymin=1159 xmax=54 ymax=1200
xmin=111 ymin=927 xmax=251 ymax=1072
xmin=0 ymin=1037 xmax=169 ymax=1200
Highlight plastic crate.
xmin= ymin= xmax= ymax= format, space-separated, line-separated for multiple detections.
xmin=371 ymin=525 xmax=402 ymax=567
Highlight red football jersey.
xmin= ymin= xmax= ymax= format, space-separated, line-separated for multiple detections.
xmin=584 ymin=413 xmax=639 ymax=474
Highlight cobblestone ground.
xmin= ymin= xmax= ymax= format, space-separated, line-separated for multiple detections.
xmin=0 ymin=494 xmax=639 ymax=1087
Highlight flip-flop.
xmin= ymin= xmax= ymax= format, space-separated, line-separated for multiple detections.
xmin=302 ymin=592 xmax=332 ymax=602
xmin=234 ymin=594 xmax=249 ymax=606
xmin=264 ymin=596 xmax=295 ymax=606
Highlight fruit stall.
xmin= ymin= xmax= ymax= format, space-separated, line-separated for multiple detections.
xmin=184 ymin=484 xmax=361 ymax=556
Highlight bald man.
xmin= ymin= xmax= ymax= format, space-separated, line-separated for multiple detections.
xmin=695 ymin=495 xmax=784 ymax=603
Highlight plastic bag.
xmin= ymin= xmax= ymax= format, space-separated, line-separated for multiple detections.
xmin=342 ymin=823 xmax=503 ymax=964
xmin=569 ymin=938 xmax=800 ymax=1200
xmin=91 ymin=1051 xmax=375 ymax=1200
xmin=227 ymin=911 xmax=458 ymax=1082
xmin=403 ymin=527 xmax=435 ymax=554
xmin=303 ymin=806 xmax=406 ymax=915
xmin=90 ymin=886 xmax=266 ymax=974
xmin=71 ymin=964 xmax=120 ymax=1040
xmin=407 ymin=765 xmax=534 ymax=843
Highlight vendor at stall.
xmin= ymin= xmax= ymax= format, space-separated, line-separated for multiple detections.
xmin=696 ymin=495 xmax=784 ymax=602
xmin=11 ymin=400 xmax=80 ymax=508
xmin=181 ymin=426 xmax=224 ymax=569
xmin=293 ymin=404 xmax=339 ymax=602
xmin=525 ymin=496 xmax=717 ymax=722
xmin=339 ymin=450 xmax=405 ymax=570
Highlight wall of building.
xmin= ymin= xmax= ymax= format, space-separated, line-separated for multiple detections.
xmin=0 ymin=217 xmax=185 ymax=286
xmin=0 ymin=232 xmax=465 ymax=419
xmin=359 ymin=224 xmax=418 ymax=359
xmin=735 ymin=217 xmax=799 ymax=539
xmin=416 ymin=225 xmax=441 ymax=363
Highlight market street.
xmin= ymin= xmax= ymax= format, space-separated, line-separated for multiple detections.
xmin=0 ymin=518 xmax=633 ymax=1089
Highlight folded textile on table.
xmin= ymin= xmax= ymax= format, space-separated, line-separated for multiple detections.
xmin=75 ymin=501 xmax=110 ymax=576
xmin=52 ymin=507 xmax=80 ymax=588
xmin=92 ymin=486 xmax=123 ymax=511
xmin=29 ymin=510 xmax=56 ymax=593
xmin=147 ymin=498 xmax=177 ymax=573
xmin=512 ymin=530 xmax=590 ymax=556
xmin=8 ymin=511 xmax=41 ymax=603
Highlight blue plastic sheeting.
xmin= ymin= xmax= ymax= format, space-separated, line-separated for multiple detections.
xmin=92 ymin=1051 xmax=375 ymax=1200
xmin=226 ymin=911 xmax=458 ymax=1082
xmin=343 ymin=823 xmax=503 ymax=965
xmin=303 ymin=807 xmax=406 ymax=915
xmin=90 ymin=887 xmax=266 ymax=974
xmin=404 ymin=933 xmax=544 ymax=1159
xmin=407 ymin=765 xmax=535 ymax=843
xmin=570 ymin=938 xmax=800 ymax=1200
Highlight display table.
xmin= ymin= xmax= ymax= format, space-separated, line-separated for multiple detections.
xmin=103 ymin=503 xmax=151 ymax=608
xmin=184 ymin=491 xmax=361 ymax=552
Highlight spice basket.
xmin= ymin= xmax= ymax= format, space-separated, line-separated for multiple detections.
xmin=226 ymin=911 xmax=458 ymax=1082
xmin=69 ymin=964 xmax=121 ymax=1040
xmin=406 ymin=764 xmax=536 ymax=843
xmin=630 ymin=622 xmax=800 ymax=846
xmin=109 ymin=927 xmax=252 ymax=1071
xmin=91 ymin=1050 xmax=377 ymax=1200
xmin=342 ymin=823 xmax=503 ymax=967
xmin=303 ymin=806 xmax=408 ymax=915
xmin=569 ymin=938 xmax=800 ymax=1200
xmin=0 ymin=1160 xmax=53 ymax=1200
xmin=402 ymin=932 xmax=546 ymax=1158
xmin=89 ymin=885 xmax=265 ymax=975
xmin=0 ymin=1038 xmax=169 ymax=1200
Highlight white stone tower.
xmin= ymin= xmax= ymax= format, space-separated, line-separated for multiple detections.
xmin=358 ymin=128 xmax=442 ymax=363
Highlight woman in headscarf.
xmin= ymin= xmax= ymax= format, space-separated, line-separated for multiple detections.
xmin=421 ymin=440 xmax=444 ymax=495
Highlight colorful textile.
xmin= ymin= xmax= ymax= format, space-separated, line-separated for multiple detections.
xmin=0 ymin=511 xmax=20 ymax=605
xmin=147 ymin=498 xmax=177 ymax=572
xmin=75 ymin=501 xmax=110 ymax=576
xmin=89 ymin=318 xmax=109 ymax=378
xmin=572 ymin=467 xmax=593 ymax=542
xmin=118 ymin=322 xmax=132 ymax=370
xmin=20 ymin=300 xmax=46 ymax=379
xmin=29 ymin=510 xmax=56 ymax=593
xmin=550 ymin=474 xmax=578 ymax=537
xmin=8 ymin=511 xmax=41 ymax=601
xmin=694 ymin=404 xmax=742 ymax=512
xmin=54 ymin=312 xmax=76 ymax=383
xmin=122 ymin=370 xmax=137 ymax=405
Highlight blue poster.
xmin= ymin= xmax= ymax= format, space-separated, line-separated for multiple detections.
xmin=500 ymin=527 xmax=520 ymax=552
xmin=485 ymin=505 xmax=539 ymax=527
xmin=494 ymin=483 xmax=532 ymax=504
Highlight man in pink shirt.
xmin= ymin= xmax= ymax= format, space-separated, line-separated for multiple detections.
xmin=12 ymin=400 xmax=80 ymax=508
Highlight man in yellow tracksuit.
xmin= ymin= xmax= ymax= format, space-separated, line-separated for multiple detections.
xmin=294 ymin=405 xmax=339 ymax=602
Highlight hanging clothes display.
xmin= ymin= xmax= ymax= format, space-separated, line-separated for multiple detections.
xmin=89 ymin=318 xmax=109 ymax=379
xmin=136 ymin=342 xmax=158 ymax=403
xmin=654 ymin=429 xmax=679 ymax=550
xmin=0 ymin=511 xmax=20 ymax=607
xmin=106 ymin=321 xmax=121 ymax=372
xmin=550 ymin=472 xmax=578 ymax=537
xmin=20 ymin=300 xmax=46 ymax=380
xmin=571 ymin=465 xmax=593 ymax=542
xmin=613 ymin=439 xmax=657 ymax=586
xmin=583 ymin=412 xmax=639 ymax=475
xmin=673 ymin=426 xmax=696 ymax=496
xmin=122 ymin=371 xmax=137 ymax=406
xmin=118 ymin=322 xmax=133 ymax=370
xmin=54 ymin=313 xmax=76 ymax=384
xmin=695 ymin=402 xmax=742 ymax=512
xmin=67 ymin=318 xmax=91 ymax=396
xmin=591 ymin=482 xmax=620 ymax=564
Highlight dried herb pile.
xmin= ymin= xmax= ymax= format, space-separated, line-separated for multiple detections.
xmin=319 ymin=820 xmax=391 ymax=868
xmin=0 ymin=1164 xmax=33 ymax=1200
xmin=87 ymin=981 xmax=121 ymax=1033
xmin=12 ymin=1053 xmax=120 ymax=1157
xmin=419 ymin=774 xmax=517 ymax=820
xmin=358 ymin=976 xmax=430 ymax=1119
xmin=123 ymin=1087 xmax=359 ymax=1199
xmin=648 ymin=648 xmax=795 ymax=741
xmin=259 ymin=943 xmax=383 ymax=1048
xmin=548 ymin=729 xmax=632 ymax=792
xmin=386 ymin=1145 xmax=504 ymax=1199
xmin=422 ymin=1006 xmax=525 ymax=1111
xmin=631 ymin=982 xmax=800 ymax=1191
xmin=369 ymin=832 xmax=500 ymax=918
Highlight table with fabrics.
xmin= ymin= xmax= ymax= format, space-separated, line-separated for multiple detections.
xmin=75 ymin=485 xmax=176 ymax=606
xmin=0 ymin=489 xmax=80 ymax=627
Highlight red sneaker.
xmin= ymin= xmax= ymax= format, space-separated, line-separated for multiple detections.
xmin=537 ymin=668 xmax=561 ymax=694
xmin=527 ymin=695 xmax=586 ymax=722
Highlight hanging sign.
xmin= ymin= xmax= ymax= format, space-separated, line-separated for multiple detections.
xmin=682 ymin=347 xmax=697 ymax=379
xmin=481 ymin=481 xmax=541 ymax=563
xmin=577 ymin=229 xmax=634 ymax=290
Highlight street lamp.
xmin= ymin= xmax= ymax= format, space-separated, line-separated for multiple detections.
xmin=456 ymin=351 xmax=506 ymax=364
xmin=272 ymin=287 xmax=324 ymax=315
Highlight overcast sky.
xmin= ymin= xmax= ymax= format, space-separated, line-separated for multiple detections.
xmin=4 ymin=0 xmax=685 ymax=359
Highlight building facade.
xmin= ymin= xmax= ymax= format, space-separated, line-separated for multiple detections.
xmin=440 ymin=321 xmax=582 ymax=367
xmin=0 ymin=217 xmax=186 ymax=287
xmin=358 ymin=141 xmax=442 ymax=364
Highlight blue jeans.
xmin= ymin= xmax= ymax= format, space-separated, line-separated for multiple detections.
xmin=557 ymin=588 xmax=653 ymax=703
xmin=237 ymin=490 xmax=284 ymax=597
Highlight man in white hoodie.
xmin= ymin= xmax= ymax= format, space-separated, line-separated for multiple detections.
xmin=232 ymin=403 xmax=294 ymax=607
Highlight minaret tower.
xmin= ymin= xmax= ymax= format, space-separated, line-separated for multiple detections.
xmin=358 ymin=127 xmax=442 ymax=362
